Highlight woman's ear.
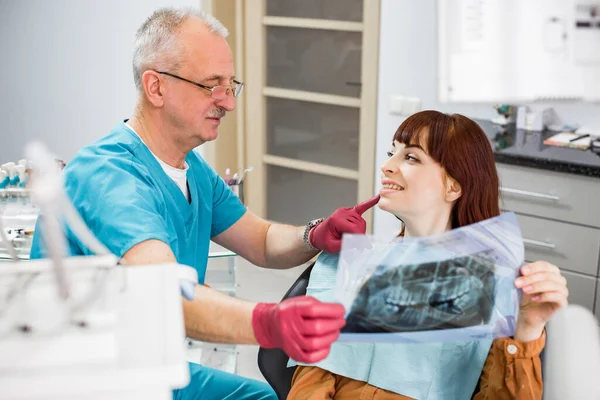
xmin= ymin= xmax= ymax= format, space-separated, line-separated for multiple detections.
xmin=445 ymin=176 xmax=462 ymax=202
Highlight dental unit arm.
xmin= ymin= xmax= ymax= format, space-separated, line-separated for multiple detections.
xmin=0 ymin=142 xmax=197 ymax=400
xmin=543 ymin=305 xmax=600 ymax=400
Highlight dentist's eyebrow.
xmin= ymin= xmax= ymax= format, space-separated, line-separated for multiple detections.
xmin=202 ymin=74 xmax=236 ymax=83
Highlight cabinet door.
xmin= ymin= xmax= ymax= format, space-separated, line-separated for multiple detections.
xmin=266 ymin=166 xmax=357 ymax=226
xmin=596 ymin=279 xmax=600 ymax=324
xmin=266 ymin=98 xmax=360 ymax=169
xmin=266 ymin=0 xmax=363 ymax=21
xmin=245 ymin=0 xmax=379 ymax=227
xmin=266 ymin=27 xmax=362 ymax=97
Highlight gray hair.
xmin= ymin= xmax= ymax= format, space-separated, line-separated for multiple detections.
xmin=132 ymin=7 xmax=228 ymax=91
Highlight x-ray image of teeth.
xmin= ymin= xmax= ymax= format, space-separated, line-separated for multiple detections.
xmin=343 ymin=250 xmax=496 ymax=334
xmin=334 ymin=212 xmax=524 ymax=343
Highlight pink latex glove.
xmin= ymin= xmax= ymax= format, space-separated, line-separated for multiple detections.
xmin=252 ymin=296 xmax=346 ymax=364
xmin=309 ymin=195 xmax=381 ymax=254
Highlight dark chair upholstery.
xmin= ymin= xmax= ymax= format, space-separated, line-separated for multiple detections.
xmin=257 ymin=263 xmax=315 ymax=400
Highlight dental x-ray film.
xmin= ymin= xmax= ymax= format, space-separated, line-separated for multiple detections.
xmin=335 ymin=212 xmax=524 ymax=343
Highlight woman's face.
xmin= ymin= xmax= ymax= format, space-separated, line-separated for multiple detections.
xmin=378 ymin=139 xmax=452 ymax=220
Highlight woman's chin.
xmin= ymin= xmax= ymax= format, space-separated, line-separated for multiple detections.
xmin=377 ymin=197 xmax=395 ymax=212
xmin=378 ymin=200 xmax=405 ymax=219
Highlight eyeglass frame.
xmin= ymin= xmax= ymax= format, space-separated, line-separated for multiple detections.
xmin=155 ymin=71 xmax=244 ymax=99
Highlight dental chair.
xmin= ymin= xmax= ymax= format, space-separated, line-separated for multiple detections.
xmin=257 ymin=263 xmax=314 ymax=400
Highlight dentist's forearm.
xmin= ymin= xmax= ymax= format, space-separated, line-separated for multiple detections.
xmin=182 ymin=284 xmax=257 ymax=344
xmin=263 ymin=223 xmax=319 ymax=269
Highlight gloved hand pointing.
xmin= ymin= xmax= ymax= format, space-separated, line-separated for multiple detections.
xmin=309 ymin=195 xmax=380 ymax=254
xmin=252 ymin=296 xmax=346 ymax=364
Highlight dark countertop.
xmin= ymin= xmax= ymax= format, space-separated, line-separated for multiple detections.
xmin=476 ymin=120 xmax=600 ymax=179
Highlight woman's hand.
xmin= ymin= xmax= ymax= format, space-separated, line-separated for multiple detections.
xmin=513 ymin=261 xmax=568 ymax=342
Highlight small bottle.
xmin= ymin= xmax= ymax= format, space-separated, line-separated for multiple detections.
xmin=0 ymin=171 xmax=8 ymax=189
xmin=230 ymin=173 xmax=239 ymax=197
xmin=4 ymin=162 xmax=17 ymax=187
xmin=0 ymin=171 xmax=7 ymax=203
xmin=15 ymin=165 xmax=26 ymax=188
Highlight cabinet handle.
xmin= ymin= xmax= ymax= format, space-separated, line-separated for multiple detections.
xmin=500 ymin=187 xmax=560 ymax=201
xmin=523 ymin=238 xmax=556 ymax=250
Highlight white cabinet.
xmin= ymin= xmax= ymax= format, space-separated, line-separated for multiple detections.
xmin=498 ymin=163 xmax=600 ymax=315
xmin=438 ymin=0 xmax=600 ymax=102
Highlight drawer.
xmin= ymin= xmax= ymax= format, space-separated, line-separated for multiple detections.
xmin=497 ymin=163 xmax=600 ymax=228
xmin=517 ymin=214 xmax=600 ymax=276
xmin=560 ymin=271 xmax=596 ymax=312
xmin=596 ymin=279 xmax=599 ymax=320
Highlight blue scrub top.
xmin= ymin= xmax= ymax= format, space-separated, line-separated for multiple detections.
xmin=30 ymin=121 xmax=247 ymax=283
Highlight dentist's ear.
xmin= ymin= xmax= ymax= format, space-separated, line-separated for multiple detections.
xmin=445 ymin=176 xmax=462 ymax=202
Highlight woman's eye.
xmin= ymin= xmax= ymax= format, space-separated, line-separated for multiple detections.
xmin=406 ymin=155 xmax=420 ymax=162
xmin=386 ymin=151 xmax=394 ymax=158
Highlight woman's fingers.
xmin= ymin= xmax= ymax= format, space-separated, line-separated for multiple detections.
xmin=530 ymin=291 xmax=569 ymax=308
xmin=516 ymin=261 xmax=567 ymax=298
xmin=520 ymin=261 xmax=560 ymax=276
xmin=515 ymin=270 xmax=567 ymax=289
xmin=521 ymin=280 xmax=569 ymax=300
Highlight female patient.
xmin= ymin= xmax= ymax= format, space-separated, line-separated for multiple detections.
xmin=288 ymin=111 xmax=568 ymax=400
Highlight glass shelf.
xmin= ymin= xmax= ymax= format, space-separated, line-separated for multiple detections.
xmin=186 ymin=241 xmax=239 ymax=373
xmin=206 ymin=241 xmax=237 ymax=295
xmin=208 ymin=248 xmax=236 ymax=259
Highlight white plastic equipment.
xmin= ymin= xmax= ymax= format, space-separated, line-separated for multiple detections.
xmin=0 ymin=142 xmax=197 ymax=399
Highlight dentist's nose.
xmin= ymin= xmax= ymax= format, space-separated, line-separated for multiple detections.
xmin=216 ymin=93 xmax=235 ymax=112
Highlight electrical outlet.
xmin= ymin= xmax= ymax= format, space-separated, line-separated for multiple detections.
xmin=389 ymin=96 xmax=422 ymax=116
xmin=390 ymin=96 xmax=405 ymax=115
xmin=404 ymin=97 xmax=422 ymax=115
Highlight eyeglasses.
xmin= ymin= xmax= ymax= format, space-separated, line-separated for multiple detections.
xmin=156 ymin=71 xmax=244 ymax=100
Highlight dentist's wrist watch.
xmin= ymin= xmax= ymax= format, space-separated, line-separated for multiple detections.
xmin=303 ymin=218 xmax=324 ymax=251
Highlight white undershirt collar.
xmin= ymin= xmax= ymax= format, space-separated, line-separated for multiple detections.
xmin=124 ymin=122 xmax=189 ymax=201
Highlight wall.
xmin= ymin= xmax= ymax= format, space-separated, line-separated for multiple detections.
xmin=0 ymin=0 xmax=202 ymax=163
xmin=373 ymin=0 xmax=600 ymax=237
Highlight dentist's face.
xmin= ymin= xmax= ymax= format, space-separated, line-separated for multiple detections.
xmin=160 ymin=18 xmax=236 ymax=146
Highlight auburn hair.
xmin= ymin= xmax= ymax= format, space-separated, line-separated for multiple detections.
xmin=393 ymin=110 xmax=500 ymax=229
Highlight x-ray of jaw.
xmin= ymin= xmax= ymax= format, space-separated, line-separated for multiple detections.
xmin=343 ymin=250 xmax=496 ymax=333
xmin=335 ymin=213 xmax=523 ymax=342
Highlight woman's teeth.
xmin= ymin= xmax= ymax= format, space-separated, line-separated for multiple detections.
xmin=383 ymin=184 xmax=403 ymax=191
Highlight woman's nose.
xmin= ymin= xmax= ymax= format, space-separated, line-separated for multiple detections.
xmin=381 ymin=158 xmax=397 ymax=176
